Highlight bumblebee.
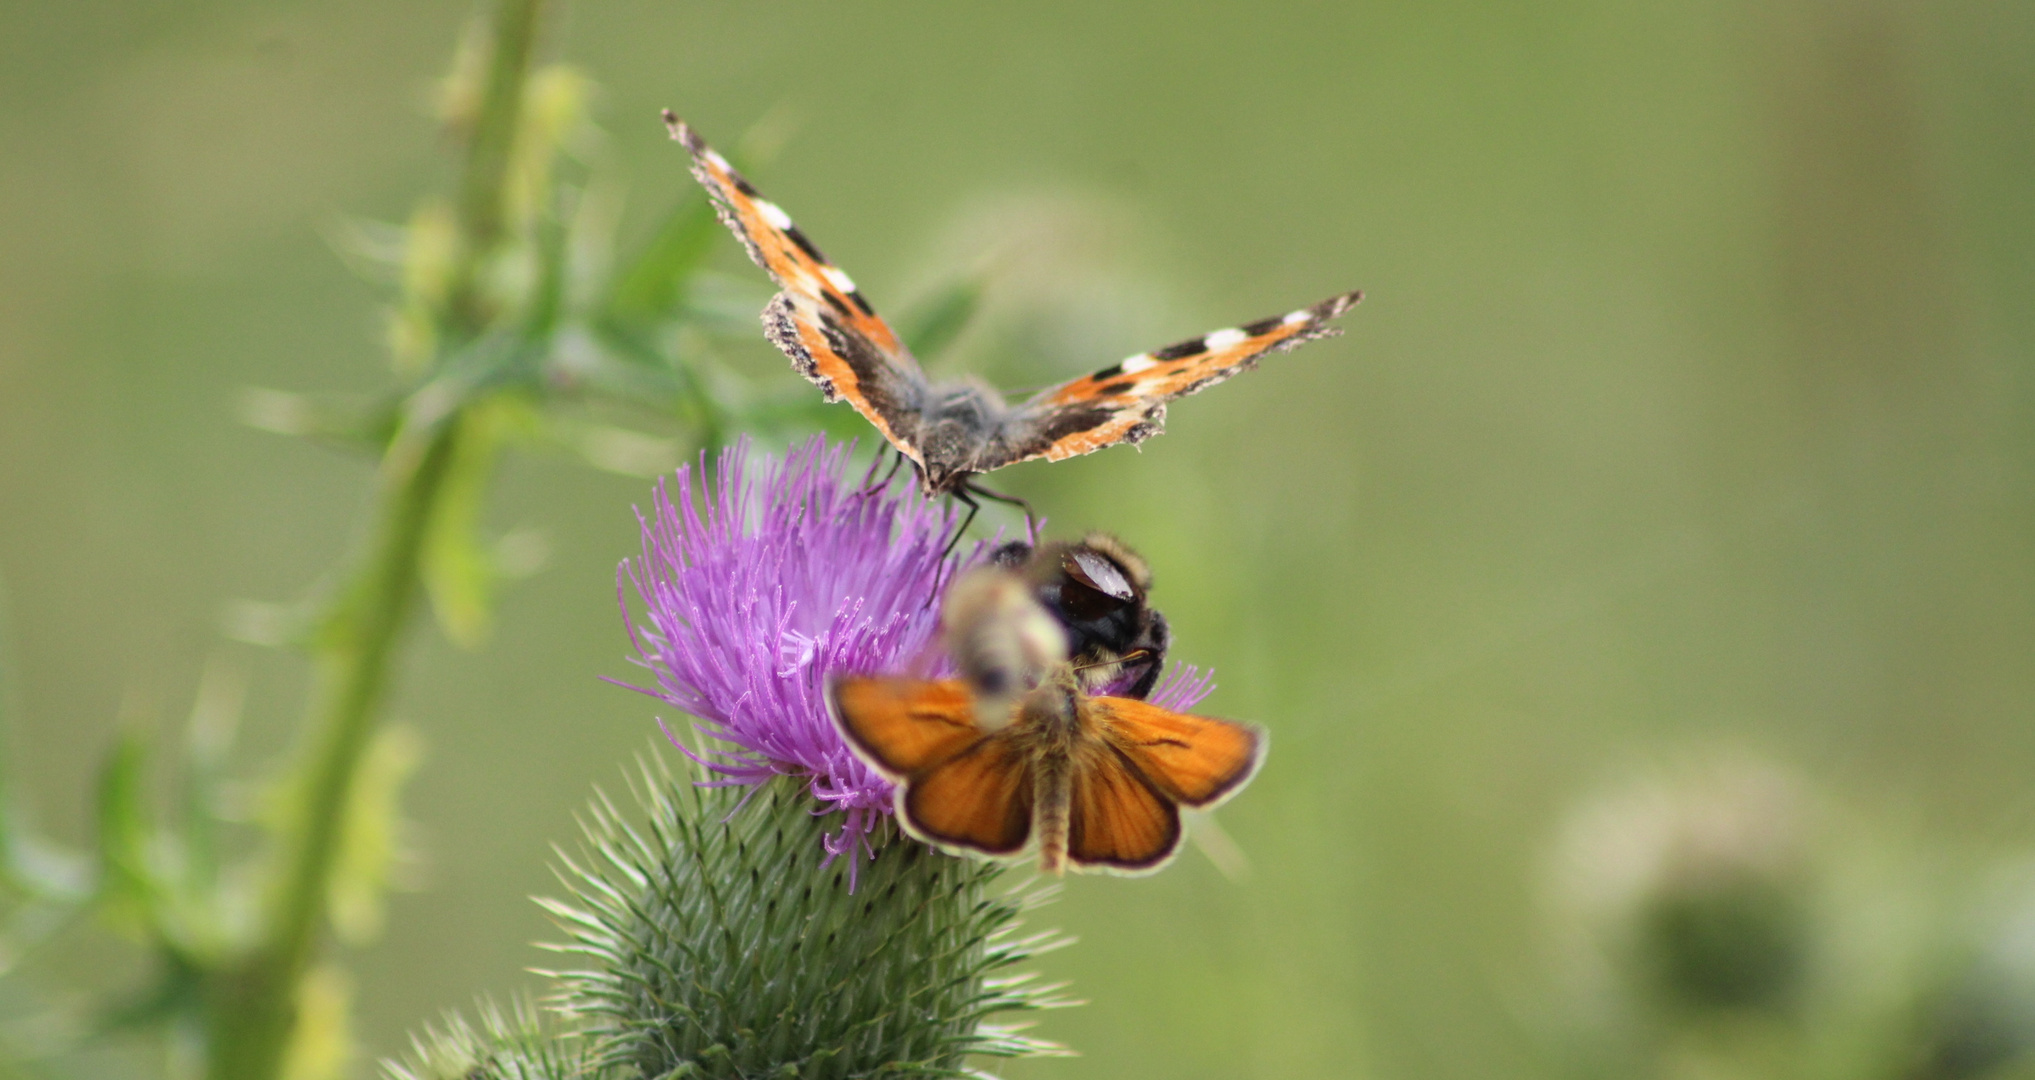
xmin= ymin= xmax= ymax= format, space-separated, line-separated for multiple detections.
xmin=989 ymin=532 xmax=1170 ymax=699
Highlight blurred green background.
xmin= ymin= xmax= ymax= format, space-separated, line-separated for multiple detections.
xmin=2 ymin=0 xmax=2031 ymax=1077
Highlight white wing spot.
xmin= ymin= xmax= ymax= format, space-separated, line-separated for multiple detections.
xmin=756 ymin=200 xmax=794 ymax=230
xmin=705 ymin=149 xmax=732 ymax=171
xmin=1120 ymin=354 xmax=1158 ymax=375
xmin=1204 ymin=328 xmax=1249 ymax=351
xmin=1283 ymin=308 xmax=1312 ymax=325
xmin=821 ymin=265 xmax=858 ymax=294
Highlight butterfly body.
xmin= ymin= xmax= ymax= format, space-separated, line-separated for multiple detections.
xmin=670 ymin=112 xmax=1362 ymax=498
xmin=912 ymin=379 xmax=1033 ymax=494
xmin=978 ymin=671 xmax=1084 ymax=874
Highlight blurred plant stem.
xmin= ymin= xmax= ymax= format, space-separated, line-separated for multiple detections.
xmin=206 ymin=424 xmax=459 ymax=1080
xmin=448 ymin=0 xmax=542 ymax=336
xmin=205 ymin=3 xmax=544 ymax=1077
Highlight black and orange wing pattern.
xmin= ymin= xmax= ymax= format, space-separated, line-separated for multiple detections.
xmin=992 ymin=290 xmax=1365 ymax=468
xmin=666 ymin=114 xmax=929 ymax=462
xmin=1091 ymin=696 xmax=1265 ymax=808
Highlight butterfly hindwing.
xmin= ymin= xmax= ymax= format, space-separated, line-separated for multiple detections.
xmin=990 ymin=290 xmax=1366 ymax=468
xmin=667 ymin=115 xmax=928 ymax=460
xmin=1064 ymin=741 xmax=1183 ymax=873
xmin=762 ymin=291 xmax=926 ymax=459
xmin=899 ymin=732 xmax=1036 ymax=857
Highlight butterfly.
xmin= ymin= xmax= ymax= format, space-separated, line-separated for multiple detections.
xmin=989 ymin=532 xmax=1169 ymax=699
xmin=666 ymin=112 xmax=1362 ymax=520
xmin=828 ymin=565 xmax=1264 ymax=875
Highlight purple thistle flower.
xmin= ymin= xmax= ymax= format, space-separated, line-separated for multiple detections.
xmin=618 ymin=434 xmax=1216 ymax=872
xmin=1143 ymin=663 xmax=1216 ymax=713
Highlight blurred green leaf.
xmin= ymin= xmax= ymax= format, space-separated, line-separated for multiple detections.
xmin=504 ymin=66 xmax=594 ymax=240
xmin=390 ymin=200 xmax=462 ymax=375
xmin=327 ymin=724 xmax=422 ymax=946
xmin=895 ymin=275 xmax=986 ymax=363
xmin=237 ymin=388 xmax=403 ymax=456
xmin=419 ymin=402 xmax=515 ymax=650
xmin=546 ymin=326 xmax=695 ymax=411
xmin=279 ymin=964 xmax=355 ymax=1080
xmin=0 ymin=567 xmax=23 ymax=895
xmin=680 ymin=271 xmax=778 ymax=333
xmin=605 ymin=196 xmax=720 ymax=324
xmin=95 ymin=952 xmax=204 ymax=1035
xmin=527 ymin=414 xmax=683 ymax=478
xmin=94 ymin=731 xmax=162 ymax=937
xmin=220 ymin=597 xmax=320 ymax=651
xmin=0 ymin=568 xmax=82 ymax=907
xmin=178 ymin=658 xmax=245 ymax=916
xmin=522 ymin=186 xmax=570 ymax=338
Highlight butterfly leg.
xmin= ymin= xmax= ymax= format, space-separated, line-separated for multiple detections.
xmin=960 ymin=480 xmax=1038 ymax=542
xmin=861 ymin=446 xmax=908 ymax=497
xmin=941 ymin=488 xmax=983 ymax=561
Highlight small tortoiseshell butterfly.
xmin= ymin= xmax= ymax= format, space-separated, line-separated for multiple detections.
xmin=665 ymin=112 xmax=1361 ymax=508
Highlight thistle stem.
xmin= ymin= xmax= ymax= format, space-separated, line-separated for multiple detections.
xmin=448 ymin=0 xmax=547 ymax=336
xmin=201 ymin=1 xmax=545 ymax=1075
xmin=205 ymin=421 xmax=461 ymax=1080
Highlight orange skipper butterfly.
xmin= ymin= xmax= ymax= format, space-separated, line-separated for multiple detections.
xmin=827 ymin=566 xmax=1264 ymax=875
xmin=666 ymin=112 xmax=1361 ymax=508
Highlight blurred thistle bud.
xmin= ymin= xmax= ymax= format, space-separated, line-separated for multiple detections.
xmin=1548 ymin=752 xmax=1818 ymax=1028
xmin=1907 ymin=867 xmax=2035 ymax=1080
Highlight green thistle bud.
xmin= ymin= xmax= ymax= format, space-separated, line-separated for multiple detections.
xmin=384 ymin=998 xmax=595 ymax=1080
xmin=540 ymin=762 xmax=1072 ymax=1079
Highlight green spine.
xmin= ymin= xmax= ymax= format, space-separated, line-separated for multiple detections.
xmin=528 ymin=761 xmax=1071 ymax=1079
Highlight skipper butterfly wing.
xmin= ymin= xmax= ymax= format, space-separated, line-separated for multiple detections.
xmin=1091 ymin=696 xmax=1265 ymax=808
xmin=827 ymin=675 xmax=1035 ymax=857
xmin=1063 ymin=741 xmax=1183 ymax=873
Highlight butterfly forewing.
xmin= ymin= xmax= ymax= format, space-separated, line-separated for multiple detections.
xmin=1093 ymin=696 xmax=1265 ymax=808
xmin=1064 ymin=743 xmax=1183 ymax=872
xmin=667 ymin=116 xmax=929 ymax=459
xmin=900 ymin=735 xmax=1036 ymax=856
xmin=1001 ymin=289 xmax=1367 ymax=466
xmin=761 ymin=292 xmax=927 ymax=461
xmin=828 ymin=676 xmax=982 ymax=777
